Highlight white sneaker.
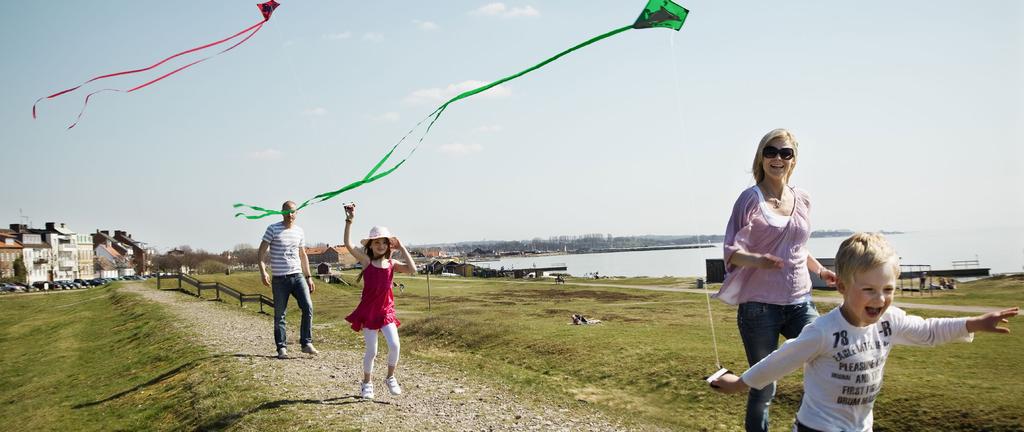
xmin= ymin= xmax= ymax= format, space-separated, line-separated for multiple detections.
xmin=276 ymin=347 xmax=289 ymax=359
xmin=385 ymin=376 xmax=402 ymax=395
xmin=301 ymin=344 xmax=319 ymax=355
xmin=360 ymin=382 xmax=375 ymax=399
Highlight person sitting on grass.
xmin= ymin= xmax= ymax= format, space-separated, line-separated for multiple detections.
xmin=710 ymin=232 xmax=1018 ymax=432
xmin=571 ymin=314 xmax=602 ymax=325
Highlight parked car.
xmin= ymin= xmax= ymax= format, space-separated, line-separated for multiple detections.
xmin=31 ymin=281 xmax=50 ymax=290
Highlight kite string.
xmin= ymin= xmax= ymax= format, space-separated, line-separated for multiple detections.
xmin=669 ymin=31 xmax=720 ymax=368
xmin=703 ymin=278 xmax=722 ymax=369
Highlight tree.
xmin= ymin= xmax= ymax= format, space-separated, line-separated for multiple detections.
xmin=232 ymin=243 xmax=259 ymax=268
xmin=197 ymin=259 xmax=229 ymax=274
xmin=151 ymin=253 xmax=179 ymax=272
xmin=13 ymin=256 xmax=27 ymax=283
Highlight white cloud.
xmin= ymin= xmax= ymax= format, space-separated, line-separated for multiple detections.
xmin=474 ymin=125 xmax=503 ymax=133
xmin=362 ymin=32 xmax=384 ymax=42
xmin=247 ymin=149 xmax=282 ymax=161
xmin=323 ymin=32 xmax=352 ymax=40
xmin=404 ymin=80 xmax=512 ymax=105
xmin=471 ymin=3 xmax=539 ymax=18
xmin=473 ymin=3 xmax=507 ymax=16
xmin=370 ymin=112 xmax=401 ymax=123
xmin=506 ymin=5 xmax=540 ymax=17
xmin=413 ymin=20 xmax=439 ymax=31
xmin=438 ymin=143 xmax=483 ymax=156
xmin=302 ymin=107 xmax=328 ymax=116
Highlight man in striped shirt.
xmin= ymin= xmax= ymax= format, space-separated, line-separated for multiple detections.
xmin=259 ymin=201 xmax=318 ymax=359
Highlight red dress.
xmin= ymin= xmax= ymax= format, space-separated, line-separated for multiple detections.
xmin=345 ymin=261 xmax=401 ymax=331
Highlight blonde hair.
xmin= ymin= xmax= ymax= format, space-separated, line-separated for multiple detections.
xmin=752 ymin=128 xmax=799 ymax=184
xmin=835 ymin=232 xmax=901 ymax=287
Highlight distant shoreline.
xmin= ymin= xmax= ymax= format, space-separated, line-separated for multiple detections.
xmin=468 ymin=243 xmax=716 ymax=262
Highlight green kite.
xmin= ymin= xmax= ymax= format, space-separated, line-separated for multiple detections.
xmin=234 ymin=0 xmax=688 ymax=219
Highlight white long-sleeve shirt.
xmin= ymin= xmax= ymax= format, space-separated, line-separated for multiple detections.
xmin=740 ymin=306 xmax=973 ymax=432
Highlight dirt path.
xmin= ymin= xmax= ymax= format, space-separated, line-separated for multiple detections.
xmin=404 ymin=276 xmax=1004 ymax=314
xmin=121 ymin=283 xmax=644 ymax=432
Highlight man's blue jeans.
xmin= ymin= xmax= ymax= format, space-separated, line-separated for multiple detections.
xmin=737 ymin=301 xmax=819 ymax=432
xmin=272 ymin=273 xmax=313 ymax=349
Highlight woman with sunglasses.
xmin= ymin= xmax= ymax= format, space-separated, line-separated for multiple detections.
xmin=717 ymin=128 xmax=838 ymax=432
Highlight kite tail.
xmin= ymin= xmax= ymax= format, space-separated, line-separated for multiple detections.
xmin=231 ymin=20 xmax=675 ymax=220
xmin=443 ymin=25 xmax=633 ymax=108
xmin=34 ymin=20 xmax=266 ymax=119
xmin=64 ymin=22 xmax=266 ymax=129
xmin=232 ymin=143 xmax=410 ymax=219
xmin=408 ymin=25 xmax=636 ymax=157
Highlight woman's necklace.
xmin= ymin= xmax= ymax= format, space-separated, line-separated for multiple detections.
xmin=761 ymin=185 xmax=785 ymax=209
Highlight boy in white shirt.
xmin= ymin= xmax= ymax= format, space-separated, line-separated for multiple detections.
xmin=710 ymin=232 xmax=1018 ymax=432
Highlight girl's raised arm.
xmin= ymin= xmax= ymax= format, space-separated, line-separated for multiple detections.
xmin=343 ymin=204 xmax=371 ymax=266
xmin=391 ymin=237 xmax=417 ymax=275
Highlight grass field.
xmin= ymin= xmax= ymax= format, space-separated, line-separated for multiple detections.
xmin=156 ymin=272 xmax=1024 ymax=431
xmin=0 ymin=283 xmax=299 ymax=431
xmin=883 ymin=274 xmax=1024 ymax=307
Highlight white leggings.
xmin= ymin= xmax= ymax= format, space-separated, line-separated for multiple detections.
xmin=362 ymin=323 xmax=400 ymax=374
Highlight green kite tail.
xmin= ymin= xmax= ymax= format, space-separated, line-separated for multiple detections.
xmin=233 ymin=0 xmax=688 ymax=220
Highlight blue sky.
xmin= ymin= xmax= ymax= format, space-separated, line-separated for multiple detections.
xmin=1 ymin=0 xmax=1021 ymax=252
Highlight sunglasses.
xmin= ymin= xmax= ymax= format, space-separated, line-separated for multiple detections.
xmin=762 ymin=145 xmax=795 ymax=160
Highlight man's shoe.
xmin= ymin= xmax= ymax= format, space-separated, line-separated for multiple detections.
xmin=360 ymin=382 xmax=375 ymax=399
xmin=385 ymin=375 xmax=402 ymax=395
xmin=276 ymin=347 xmax=289 ymax=359
xmin=301 ymin=344 xmax=319 ymax=355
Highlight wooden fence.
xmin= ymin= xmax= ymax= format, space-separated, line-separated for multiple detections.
xmin=156 ymin=273 xmax=273 ymax=313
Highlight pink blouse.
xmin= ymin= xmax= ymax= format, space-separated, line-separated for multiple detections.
xmin=717 ymin=185 xmax=814 ymax=305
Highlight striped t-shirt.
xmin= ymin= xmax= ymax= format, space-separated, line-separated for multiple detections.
xmin=262 ymin=222 xmax=305 ymax=276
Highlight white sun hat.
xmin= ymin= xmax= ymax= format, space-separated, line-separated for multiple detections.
xmin=360 ymin=226 xmax=397 ymax=247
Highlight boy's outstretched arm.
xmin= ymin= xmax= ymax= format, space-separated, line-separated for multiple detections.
xmin=710 ymin=373 xmax=750 ymax=394
xmin=966 ymin=307 xmax=1019 ymax=334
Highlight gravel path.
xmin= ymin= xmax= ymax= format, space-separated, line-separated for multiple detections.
xmin=121 ymin=284 xmax=645 ymax=432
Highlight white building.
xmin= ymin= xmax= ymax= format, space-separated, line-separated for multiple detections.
xmin=38 ymin=222 xmax=79 ymax=281
xmin=94 ymin=243 xmax=135 ymax=277
xmin=76 ymin=233 xmax=95 ymax=280
xmin=18 ymin=232 xmax=52 ymax=284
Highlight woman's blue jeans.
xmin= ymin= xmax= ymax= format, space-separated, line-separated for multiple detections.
xmin=737 ymin=301 xmax=819 ymax=432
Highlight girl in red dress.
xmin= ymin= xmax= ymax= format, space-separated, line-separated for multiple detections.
xmin=343 ymin=203 xmax=417 ymax=400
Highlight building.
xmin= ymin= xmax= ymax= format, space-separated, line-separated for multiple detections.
xmin=95 ymin=256 xmax=119 ymax=278
xmin=0 ymin=232 xmax=23 ymax=279
xmin=112 ymin=230 xmax=149 ymax=275
xmin=93 ymin=231 xmax=135 ymax=277
xmin=424 ymin=259 xmax=463 ymax=275
xmin=76 ymin=233 xmax=95 ymax=280
xmin=4 ymin=225 xmax=54 ymax=283
xmin=305 ymin=245 xmax=358 ymax=268
xmin=38 ymin=222 xmax=79 ymax=281
xmin=419 ymin=248 xmax=447 ymax=258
